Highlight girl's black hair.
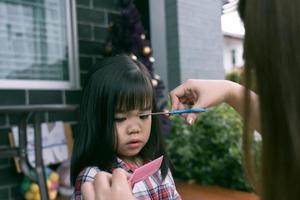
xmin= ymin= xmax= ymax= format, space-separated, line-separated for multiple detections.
xmin=71 ymin=54 xmax=170 ymax=185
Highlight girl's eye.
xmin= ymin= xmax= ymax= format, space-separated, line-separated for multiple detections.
xmin=114 ymin=117 xmax=126 ymax=123
xmin=140 ymin=114 xmax=150 ymax=120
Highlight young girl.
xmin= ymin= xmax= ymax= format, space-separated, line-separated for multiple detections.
xmin=71 ymin=54 xmax=181 ymax=200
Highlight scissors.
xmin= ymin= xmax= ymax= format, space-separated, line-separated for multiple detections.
xmin=140 ymin=108 xmax=206 ymax=116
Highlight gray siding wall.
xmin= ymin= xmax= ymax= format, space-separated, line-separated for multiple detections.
xmin=165 ymin=0 xmax=224 ymax=91
xmin=150 ymin=0 xmax=169 ymax=95
xmin=165 ymin=0 xmax=181 ymax=91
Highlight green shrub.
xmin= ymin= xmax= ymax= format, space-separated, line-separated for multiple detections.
xmin=166 ymin=104 xmax=256 ymax=191
xmin=226 ymin=67 xmax=257 ymax=92
xmin=226 ymin=69 xmax=243 ymax=84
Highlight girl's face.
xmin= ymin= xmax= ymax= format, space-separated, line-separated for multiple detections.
xmin=114 ymin=109 xmax=152 ymax=160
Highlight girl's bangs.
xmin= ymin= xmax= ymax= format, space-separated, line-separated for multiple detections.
xmin=116 ymin=77 xmax=153 ymax=112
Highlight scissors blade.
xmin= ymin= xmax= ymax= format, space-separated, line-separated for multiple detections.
xmin=169 ymin=108 xmax=206 ymax=115
xmin=143 ymin=108 xmax=206 ymax=116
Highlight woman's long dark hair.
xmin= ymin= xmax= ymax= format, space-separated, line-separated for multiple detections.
xmin=239 ymin=0 xmax=300 ymax=199
xmin=71 ymin=55 xmax=170 ymax=185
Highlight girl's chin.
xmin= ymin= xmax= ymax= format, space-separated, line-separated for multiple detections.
xmin=125 ymin=150 xmax=141 ymax=157
xmin=119 ymin=149 xmax=142 ymax=158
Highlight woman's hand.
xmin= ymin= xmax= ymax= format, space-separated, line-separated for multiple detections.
xmin=170 ymin=79 xmax=260 ymax=131
xmin=81 ymin=168 xmax=135 ymax=200
xmin=170 ymin=79 xmax=236 ymax=124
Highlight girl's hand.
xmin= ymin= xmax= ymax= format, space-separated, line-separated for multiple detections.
xmin=81 ymin=168 xmax=135 ymax=200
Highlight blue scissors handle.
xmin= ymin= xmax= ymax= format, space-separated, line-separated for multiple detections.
xmin=170 ymin=108 xmax=206 ymax=115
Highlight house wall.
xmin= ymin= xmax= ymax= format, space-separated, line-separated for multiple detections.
xmin=223 ymin=35 xmax=244 ymax=72
xmin=165 ymin=0 xmax=182 ymax=91
xmin=163 ymin=0 xmax=225 ymax=91
xmin=149 ymin=0 xmax=169 ymax=95
xmin=0 ymin=0 xmax=118 ymax=199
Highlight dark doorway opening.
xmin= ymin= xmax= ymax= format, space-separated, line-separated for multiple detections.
xmin=134 ymin=0 xmax=151 ymax=40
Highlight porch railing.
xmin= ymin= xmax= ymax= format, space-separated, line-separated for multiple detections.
xmin=0 ymin=104 xmax=78 ymax=200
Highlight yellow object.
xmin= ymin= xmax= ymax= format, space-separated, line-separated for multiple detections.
xmin=33 ymin=193 xmax=41 ymax=200
xmin=49 ymin=172 xmax=59 ymax=182
xmin=47 ymin=180 xmax=52 ymax=189
xmin=25 ymin=191 xmax=34 ymax=200
xmin=30 ymin=183 xmax=39 ymax=193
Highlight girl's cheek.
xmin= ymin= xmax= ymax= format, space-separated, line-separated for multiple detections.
xmin=113 ymin=129 xmax=119 ymax=150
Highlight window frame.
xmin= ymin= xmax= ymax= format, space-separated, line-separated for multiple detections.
xmin=0 ymin=0 xmax=80 ymax=90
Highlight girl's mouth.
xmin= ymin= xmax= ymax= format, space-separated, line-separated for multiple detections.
xmin=126 ymin=140 xmax=143 ymax=149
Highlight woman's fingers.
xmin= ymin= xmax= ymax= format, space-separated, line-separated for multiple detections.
xmin=111 ymin=168 xmax=131 ymax=189
xmin=81 ymin=169 xmax=135 ymax=200
xmin=94 ymin=171 xmax=112 ymax=188
xmin=170 ymin=84 xmax=187 ymax=109
xmin=170 ymin=81 xmax=199 ymax=110
xmin=81 ymin=182 xmax=96 ymax=200
xmin=111 ymin=169 xmax=135 ymax=200
xmin=94 ymin=171 xmax=113 ymax=199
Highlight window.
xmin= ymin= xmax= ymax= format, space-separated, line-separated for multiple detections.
xmin=231 ymin=49 xmax=236 ymax=66
xmin=0 ymin=0 xmax=79 ymax=89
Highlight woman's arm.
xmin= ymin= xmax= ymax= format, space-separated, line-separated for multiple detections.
xmin=169 ymin=79 xmax=261 ymax=131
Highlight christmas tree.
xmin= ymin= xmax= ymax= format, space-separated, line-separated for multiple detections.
xmin=103 ymin=0 xmax=170 ymax=134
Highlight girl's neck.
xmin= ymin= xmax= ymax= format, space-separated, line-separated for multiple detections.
xmin=121 ymin=156 xmax=143 ymax=167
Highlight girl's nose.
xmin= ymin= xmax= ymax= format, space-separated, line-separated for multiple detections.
xmin=128 ymin=120 xmax=141 ymax=134
xmin=128 ymin=125 xmax=141 ymax=134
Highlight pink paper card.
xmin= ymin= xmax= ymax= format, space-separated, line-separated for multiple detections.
xmin=128 ymin=156 xmax=163 ymax=187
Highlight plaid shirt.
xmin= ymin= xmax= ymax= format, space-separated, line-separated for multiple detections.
xmin=72 ymin=158 xmax=181 ymax=200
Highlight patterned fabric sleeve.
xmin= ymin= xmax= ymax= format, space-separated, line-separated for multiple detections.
xmin=167 ymin=170 xmax=182 ymax=200
xmin=132 ymin=169 xmax=182 ymax=200
xmin=72 ymin=167 xmax=101 ymax=200
xmin=71 ymin=162 xmax=182 ymax=200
